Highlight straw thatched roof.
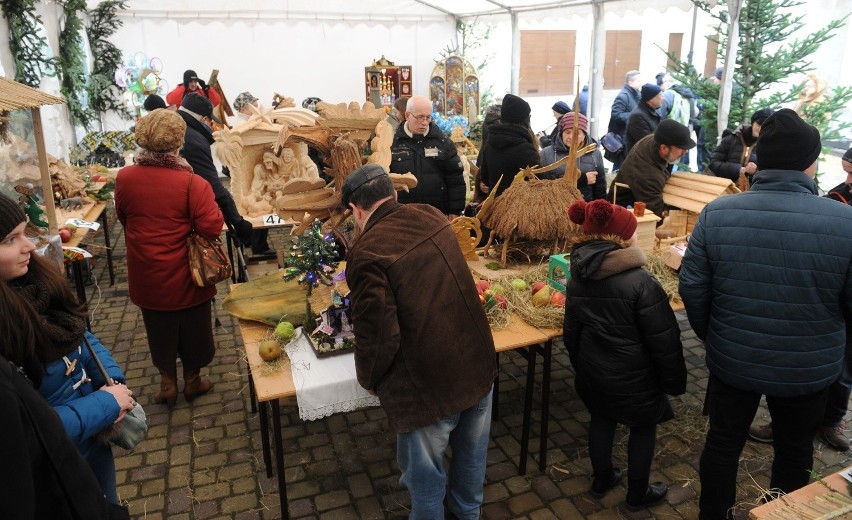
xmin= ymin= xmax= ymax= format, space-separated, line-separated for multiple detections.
xmin=0 ymin=76 xmax=65 ymax=112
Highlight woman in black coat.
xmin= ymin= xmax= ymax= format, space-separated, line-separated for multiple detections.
xmin=564 ymin=199 xmax=686 ymax=511
xmin=707 ymin=108 xmax=773 ymax=186
xmin=479 ymin=93 xmax=540 ymax=197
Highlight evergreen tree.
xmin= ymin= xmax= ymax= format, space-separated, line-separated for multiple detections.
xmin=283 ymin=219 xmax=340 ymax=321
xmin=668 ymin=0 xmax=851 ymax=157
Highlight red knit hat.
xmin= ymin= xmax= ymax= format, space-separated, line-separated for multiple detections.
xmin=559 ymin=111 xmax=588 ymax=134
xmin=567 ymin=199 xmax=637 ymax=240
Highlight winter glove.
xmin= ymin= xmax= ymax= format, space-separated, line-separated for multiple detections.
xmin=233 ymin=218 xmax=253 ymax=247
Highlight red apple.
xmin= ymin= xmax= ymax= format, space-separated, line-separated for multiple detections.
xmin=495 ymin=295 xmax=508 ymax=310
xmin=550 ymin=291 xmax=566 ymax=308
xmin=476 ymin=280 xmax=491 ymax=293
xmin=531 ymin=281 xmax=547 ymax=295
xmin=59 ymin=227 xmax=72 ymax=243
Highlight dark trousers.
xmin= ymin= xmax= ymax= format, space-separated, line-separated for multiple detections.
xmin=699 ymin=376 xmax=828 ymax=520
xmin=250 ymin=228 xmax=271 ymax=254
xmin=140 ymin=300 xmax=216 ymax=378
xmin=823 ymin=362 xmax=852 ymax=427
xmin=589 ymin=414 xmax=656 ymax=489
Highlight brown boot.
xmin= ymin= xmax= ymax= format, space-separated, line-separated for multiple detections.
xmin=183 ymin=371 xmax=213 ymax=402
xmin=154 ymin=373 xmax=178 ymax=407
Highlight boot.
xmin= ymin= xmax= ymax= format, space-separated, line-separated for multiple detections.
xmin=590 ymin=467 xmax=623 ymax=498
xmin=154 ymin=373 xmax=178 ymax=407
xmin=183 ymin=371 xmax=213 ymax=402
xmin=625 ymin=480 xmax=668 ymax=511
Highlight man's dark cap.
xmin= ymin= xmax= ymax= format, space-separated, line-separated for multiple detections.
xmin=180 ymin=92 xmax=222 ymax=124
xmin=755 ymin=108 xmax=821 ymax=172
xmin=342 ymin=164 xmax=388 ymax=207
xmin=654 ymin=119 xmax=696 ymax=149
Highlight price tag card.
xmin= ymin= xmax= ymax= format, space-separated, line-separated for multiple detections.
xmin=259 ymin=214 xmax=286 ymax=226
xmin=65 ymin=218 xmax=101 ymax=231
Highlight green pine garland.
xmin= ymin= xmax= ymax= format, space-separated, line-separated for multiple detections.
xmin=283 ymin=219 xmax=341 ymax=320
xmin=1 ymin=0 xmax=55 ymax=87
xmin=86 ymin=1 xmax=130 ymax=120
xmin=57 ymin=0 xmax=93 ymax=129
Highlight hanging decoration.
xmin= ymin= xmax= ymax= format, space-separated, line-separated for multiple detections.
xmin=283 ymin=219 xmax=340 ymax=320
xmin=115 ymin=52 xmax=168 ymax=111
xmin=0 ymin=0 xmax=55 ymax=87
xmin=58 ymin=0 xmax=94 ymax=129
xmin=86 ymin=1 xmax=131 ymax=119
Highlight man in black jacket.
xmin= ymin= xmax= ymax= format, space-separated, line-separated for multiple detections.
xmin=178 ymin=93 xmax=253 ymax=246
xmin=390 ymin=96 xmax=466 ymax=218
xmin=624 ymin=84 xmax=663 ymax=157
xmin=606 ymin=70 xmax=642 ymax=170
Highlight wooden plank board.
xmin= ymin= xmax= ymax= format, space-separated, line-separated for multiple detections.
xmin=749 ymin=466 xmax=852 ymax=518
xmin=671 ymin=171 xmax=736 ymax=188
xmin=667 ymin=177 xmax=731 ymax=195
xmin=493 ymin=316 xmax=550 ymax=353
xmin=64 ymin=202 xmax=106 ymax=248
xmin=239 ymin=320 xmax=297 ymax=401
xmin=665 ymin=184 xmax=718 ymax=204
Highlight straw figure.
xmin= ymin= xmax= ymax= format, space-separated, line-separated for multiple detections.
xmin=477 ymin=109 xmax=593 ymax=267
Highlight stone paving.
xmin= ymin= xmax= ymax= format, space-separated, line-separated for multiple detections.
xmin=79 ymin=210 xmax=852 ymax=520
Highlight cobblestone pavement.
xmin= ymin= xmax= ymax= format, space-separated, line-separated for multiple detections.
xmin=80 ymin=211 xmax=851 ymax=520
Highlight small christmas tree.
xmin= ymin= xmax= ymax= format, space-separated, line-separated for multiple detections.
xmin=283 ymin=219 xmax=340 ymax=322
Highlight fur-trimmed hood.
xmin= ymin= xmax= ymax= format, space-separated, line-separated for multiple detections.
xmin=570 ymin=237 xmax=647 ymax=281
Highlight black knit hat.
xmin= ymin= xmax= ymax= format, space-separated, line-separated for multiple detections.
xmin=755 ymin=108 xmax=821 ymax=172
xmin=654 ymin=120 xmax=696 ymax=149
xmin=143 ymin=94 xmax=167 ymax=112
xmin=180 ymin=92 xmax=222 ymax=124
xmin=183 ymin=69 xmax=199 ymax=86
xmin=842 ymin=147 xmax=852 ymax=164
xmin=0 ymin=192 xmax=27 ymax=240
xmin=750 ymin=108 xmax=774 ymax=125
xmin=501 ymin=94 xmax=531 ymax=124
xmin=640 ymin=83 xmax=662 ymax=103
xmin=551 ymin=101 xmax=570 ymax=115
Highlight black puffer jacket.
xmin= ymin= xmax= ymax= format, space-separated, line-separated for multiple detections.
xmin=391 ymin=123 xmax=466 ymax=215
xmin=480 ymin=122 xmax=540 ymax=196
xmin=624 ymin=102 xmax=662 ymax=157
xmin=707 ymin=125 xmax=758 ymax=182
xmin=564 ymin=240 xmax=686 ymax=427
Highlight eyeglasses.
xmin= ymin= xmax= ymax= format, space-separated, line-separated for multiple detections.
xmin=409 ymin=114 xmax=432 ymax=122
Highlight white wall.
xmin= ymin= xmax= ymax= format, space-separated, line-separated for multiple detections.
xmin=100 ymin=16 xmax=456 ymax=132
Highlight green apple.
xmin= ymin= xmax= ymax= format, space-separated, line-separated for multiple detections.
xmin=274 ymin=321 xmax=296 ymax=342
xmin=510 ymin=278 xmax=527 ymax=291
xmin=491 ymin=283 xmax=506 ymax=295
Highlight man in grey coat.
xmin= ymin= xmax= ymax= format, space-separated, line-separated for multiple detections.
xmin=679 ymin=109 xmax=852 ymax=520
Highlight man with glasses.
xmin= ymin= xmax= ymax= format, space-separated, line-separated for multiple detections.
xmin=609 ymin=119 xmax=696 ymax=218
xmin=390 ymin=96 xmax=466 ymax=219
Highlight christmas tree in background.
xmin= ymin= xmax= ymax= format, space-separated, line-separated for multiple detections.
xmin=283 ymin=219 xmax=340 ymax=322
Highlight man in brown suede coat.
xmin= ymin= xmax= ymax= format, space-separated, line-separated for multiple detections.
xmin=344 ymin=164 xmax=497 ymax=520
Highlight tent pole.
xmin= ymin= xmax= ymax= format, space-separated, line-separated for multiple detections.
xmin=589 ymin=0 xmax=605 ymax=140
xmin=510 ymin=10 xmax=519 ymax=94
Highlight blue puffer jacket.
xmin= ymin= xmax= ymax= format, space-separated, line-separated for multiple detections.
xmin=39 ymin=331 xmax=125 ymax=458
xmin=679 ymin=169 xmax=852 ymax=397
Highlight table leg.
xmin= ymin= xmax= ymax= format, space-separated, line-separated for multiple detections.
xmin=271 ymin=399 xmax=290 ymax=520
xmin=518 ymin=345 xmax=537 ymax=475
xmin=248 ymin=367 xmax=257 ymax=414
xmin=491 ymin=353 xmax=500 ymax=421
xmin=99 ymin=206 xmax=115 ymax=285
xmin=538 ymin=339 xmax=553 ymax=472
xmin=258 ymin=400 xmax=272 ymax=478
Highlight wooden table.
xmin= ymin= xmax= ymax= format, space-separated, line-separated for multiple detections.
xmin=238 ymin=314 xmax=556 ymax=519
xmin=749 ymin=466 xmax=852 ymax=518
xmin=223 ymin=214 xmax=298 ymax=283
xmin=64 ymin=202 xmax=115 ymax=307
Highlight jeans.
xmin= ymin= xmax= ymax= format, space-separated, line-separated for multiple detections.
xmin=699 ymin=376 xmax=828 ymax=520
xmin=397 ymin=388 xmax=492 ymax=520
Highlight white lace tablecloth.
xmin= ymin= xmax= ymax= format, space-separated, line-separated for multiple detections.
xmin=284 ymin=329 xmax=380 ymax=421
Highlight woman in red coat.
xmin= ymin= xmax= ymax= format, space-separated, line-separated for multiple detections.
xmin=115 ymin=109 xmax=224 ymax=406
